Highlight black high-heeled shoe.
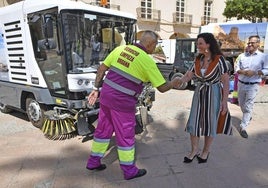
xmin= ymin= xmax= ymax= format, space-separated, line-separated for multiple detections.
xmin=197 ymin=153 xmax=210 ymax=164
xmin=183 ymin=154 xmax=197 ymax=163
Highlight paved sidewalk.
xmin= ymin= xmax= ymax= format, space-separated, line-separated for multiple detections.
xmin=1 ymin=86 xmax=268 ymax=188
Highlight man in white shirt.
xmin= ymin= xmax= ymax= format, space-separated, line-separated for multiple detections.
xmin=236 ymin=35 xmax=268 ymax=138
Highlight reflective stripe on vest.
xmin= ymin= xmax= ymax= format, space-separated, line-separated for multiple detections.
xmin=110 ymin=66 xmax=142 ymax=84
xmin=104 ymin=79 xmax=140 ymax=98
xmin=104 ymin=66 xmax=143 ymax=98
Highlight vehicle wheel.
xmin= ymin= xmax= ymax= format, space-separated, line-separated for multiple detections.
xmin=26 ymin=97 xmax=45 ymax=129
xmin=0 ymin=103 xmax=12 ymax=113
xmin=171 ymin=73 xmax=188 ymax=90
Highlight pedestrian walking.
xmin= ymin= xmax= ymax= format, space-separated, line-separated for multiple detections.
xmin=232 ymin=46 xmax=249 ymax=104
xmin=235 ymin=35 xmax=268 ymax=138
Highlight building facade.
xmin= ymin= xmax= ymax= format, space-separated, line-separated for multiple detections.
xmin=84 ymin=0 xmax=228 ymax=39
xmin=0 ymin=0 xmax=228 ymax=39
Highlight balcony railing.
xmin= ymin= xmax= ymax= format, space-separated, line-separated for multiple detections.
xmin=173 ymin=12 xmax=192 ymax=25
xmin=136 ymin=7 xmax=161 ymax=22
xmin=89 ymin=2 xmax=120 ymax=10
xmin=201 ymin=16 xmax=217 ymax=25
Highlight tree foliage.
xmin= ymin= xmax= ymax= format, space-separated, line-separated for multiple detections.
xmin=223 ymin=0 xmax=268 ymax=22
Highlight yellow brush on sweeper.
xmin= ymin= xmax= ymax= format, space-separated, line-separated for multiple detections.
xmin=42 ymin=109 xmax=77 ymax=140
xmin=41 ymin=107 xmax=99 ymax=141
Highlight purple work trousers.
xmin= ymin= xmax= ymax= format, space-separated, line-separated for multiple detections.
xmin=87 ymin=103 xmax=139 ymax=179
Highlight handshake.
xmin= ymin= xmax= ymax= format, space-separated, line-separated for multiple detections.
xmin=170 ymin=77 xmax=184 ymax=89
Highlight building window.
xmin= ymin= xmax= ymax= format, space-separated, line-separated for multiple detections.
xmin=203 ymin=0 xmax=212 ymax=25
xmin=141 ymin=0 xmax=152 ymax=19
xmin=176 ymin=0 xmax=185 ymax=22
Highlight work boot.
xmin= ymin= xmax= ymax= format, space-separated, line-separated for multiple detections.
xmin=125 ymin=169 xmax=147 ymax=180
xmin=86 ymin=164 xmax=106 ymax=171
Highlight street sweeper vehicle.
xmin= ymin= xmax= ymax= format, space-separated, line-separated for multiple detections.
xmin=0 ymin=0 xmax=155 ymax=140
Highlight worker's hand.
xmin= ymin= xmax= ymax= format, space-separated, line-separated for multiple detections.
xmin=171 ymin=77 xmax=182 ymax=88
xmin=88 ymin=90 xmax=99 ymax=105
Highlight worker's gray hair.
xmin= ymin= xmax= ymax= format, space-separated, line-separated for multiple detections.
xmin=141 ymin=30 xmax=158 ymax=42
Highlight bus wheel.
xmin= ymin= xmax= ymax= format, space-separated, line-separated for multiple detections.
xmin=171 ymin=73 xmax=188 ymax=90
xmin=26 ymin=97 xmax=45 ymax=129
xmin=0 ymin=103 xmax=12 ymax=113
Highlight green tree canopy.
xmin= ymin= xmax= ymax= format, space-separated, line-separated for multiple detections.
xmin=223 ymin=0 xmax=268 ymax=22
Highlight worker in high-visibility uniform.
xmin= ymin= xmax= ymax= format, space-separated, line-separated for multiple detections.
xmin=86 ymin=30 xmax=180 ymax=180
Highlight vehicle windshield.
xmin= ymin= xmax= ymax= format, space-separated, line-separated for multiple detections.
xmin=175 ymin=39 xmax=196 ymax=70
xmin=61 ymin=10 xmax=136 ymax=73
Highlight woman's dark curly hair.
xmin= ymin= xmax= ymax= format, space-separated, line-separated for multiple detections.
xmin=197 ymin=32 xmax=223 ymax=60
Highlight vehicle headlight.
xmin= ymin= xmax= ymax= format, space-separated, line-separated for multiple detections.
xmin=77 ymin=79 xmax=83 ymax=85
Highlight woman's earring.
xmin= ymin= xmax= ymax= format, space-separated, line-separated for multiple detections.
xmin=205 ymin=49 xmax=208 ymax=53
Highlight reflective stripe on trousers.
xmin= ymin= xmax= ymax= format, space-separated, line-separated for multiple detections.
xmin=90 ymin=138 xmax=110 ymax=157
xmin=118 ymin=145 xmax=135 ymax=165
xmin=87 ymin=103 xmax=139 ymax=179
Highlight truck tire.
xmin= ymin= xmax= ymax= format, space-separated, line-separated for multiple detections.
xmin=171 ymin=73 xmax=188 ymax=90
xmin=26 ymin=97 xmax=45 ymax=129
xmin=0 ymin=103 xmax=12 ymax=113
